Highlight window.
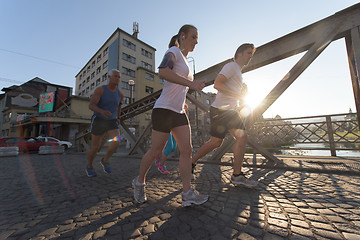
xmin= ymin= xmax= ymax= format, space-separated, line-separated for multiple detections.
xmin=103 ymin=60 xmax=108 ymax=69
xmin=121 ymin=81 xmax=129 ymax=90
xmin=141 ymin=48 xmax=152 ymax=59
xmin=91 ymin=83 xmax=95 ymax=90
xmin=103 ymin=47 xmax=108 ymax=56
xmin=145 ymin=73 xmax=154 ymax=81
xmin=83 ymin=70 xmax=86 ymax=76
xmin=91 ymin=61 xmax=95 ymax=68
xmin=159 ymin=79 xmax=165 ymax=84
xmin=86 ymin=87 xmax=89 ymax=93
xmin=87 ymin=76 xmax=90 ymax=82
xmin=122 ymin=53 xmax=136 ymax=64
xmin=91 ymin=72 xmax=95 ymax=79
xmin=96 ymin=78 xmax=100 ymax=86
xmin=123 ymin=39 xmax=136 ymax=50
xmin=79 ymin=92 xmax=81 ymax=96
xmin=122 ymin=67 xmax=135 ymax=77
xmin=102 ymin=74 xmax=107 ymax=82
xmin=79 ymin=74 xmax=82 ymax=80
xmin=97 ymin=54 xmax=101 ymax=62
xmin=87 ymin=66 xmax=90 ymax=73
xmin=206 ymin=99 xmax=211 ymax=105
xmin=96 ymin=67 xmax=101 ymax=74
xmin=141 ymin=61 xmax=152 ymax=71
xmin=145 ymin=86 xmax=154 ymax=94
xmin=82 ymin=80 xmax=85 ymax=86
xmin=78 ymin=84 xmax=81 ymax=89
xmin=82 ymin=90 xmax=85 ymax=95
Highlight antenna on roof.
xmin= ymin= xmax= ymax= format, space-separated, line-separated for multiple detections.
xmin=133 ymin=22 xmax=139 ymax=39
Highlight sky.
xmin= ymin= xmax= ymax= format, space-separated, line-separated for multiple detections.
xmin=0 ymin=0 xmax=359 ymax=118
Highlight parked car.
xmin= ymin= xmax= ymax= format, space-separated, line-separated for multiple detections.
xmin=37 ymin=136 xmax=72 ymax=150
xmin=0 ymin=137 xmax=59 ymax=153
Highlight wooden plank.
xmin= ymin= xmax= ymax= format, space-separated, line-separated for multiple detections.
xmin=129 ymin=121 xmax=152 ymax=155
xmin=345 ymin=26 xmax=360 ymax=127
xmin=119 ymin=121 xmax=145 ymax=154
xmin=195 ymin=3 xmax=360 ymax=86
xmin=252 ymin=21 xmax=344 ymax=118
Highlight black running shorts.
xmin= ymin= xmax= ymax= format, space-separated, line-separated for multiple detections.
xmin=152 ymin=108 xmax=189 ymax=133
xmin=209 ymin=106 xmax=245 ymax=139
xmin=89 ymin=115 xmax=119 ymax=136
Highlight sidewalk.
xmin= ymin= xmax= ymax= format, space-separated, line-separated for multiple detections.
xmin=0 ymin=152 xmax=359 ymax=239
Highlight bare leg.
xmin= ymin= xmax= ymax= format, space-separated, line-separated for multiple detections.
xmin=138 ymin=130 xmax=169 ymax=183
xmin=229 ymin=129 xmax=248 ymax=175
xmin=87 ymin=134 xmax=103 ymax=168
xmin=171 ymin=125 xmax=193 ymax=193
xmin=192 ymin=136 xmax=223 ymax=165
xmin=103 ymin=129 xmax=120 ymax=163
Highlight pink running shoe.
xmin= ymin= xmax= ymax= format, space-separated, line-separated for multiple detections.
xmin=155 ymin=157 xmax=161 ymax=167
xmin=158 ymin=164 xmax=170 ymax=174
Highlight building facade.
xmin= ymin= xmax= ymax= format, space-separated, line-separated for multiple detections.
xmin=0 ymin=78 xmax=73 ymax=139
xmin=75 ymin=26 xmax=163 ymax=134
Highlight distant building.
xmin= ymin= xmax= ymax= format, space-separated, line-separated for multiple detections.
xmin=0 ymin=77 xmax=73 ymax=139
xmin=74 ymin=24 xmax=163 ymax=134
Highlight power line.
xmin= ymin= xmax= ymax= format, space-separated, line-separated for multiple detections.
xmin=0 ymin=77 xmax=23 ymax=85
xmin=0 ymin=48 xmax=80 ymax=69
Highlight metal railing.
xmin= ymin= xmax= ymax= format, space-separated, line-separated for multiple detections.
xmin=248 ymin=113 xmax=360 ymax=156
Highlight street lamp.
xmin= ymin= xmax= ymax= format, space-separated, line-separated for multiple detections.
xmin=128 ymin=79 xmax=135 ymax=127
xmin=187 ymin=57 xmax=199 ymax=137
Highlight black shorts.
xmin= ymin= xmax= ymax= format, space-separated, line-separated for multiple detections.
xmin=210 ymin=106 xmax=245 ymax=139
xmin=152 ymin=108 xmax=189 ymax=133
xmin=89 ymin=115 xmax=119 ymax=136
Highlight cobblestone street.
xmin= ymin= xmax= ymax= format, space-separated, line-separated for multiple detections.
xmin=0 ymin=152 xmax=360 ymax=239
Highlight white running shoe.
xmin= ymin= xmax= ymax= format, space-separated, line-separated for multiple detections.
xmin=132 ymin=176 xmax=147 ymax=203
xmin=231 ymin=174 xmax=258 ymax=188
xmin=182 ymin=187 xmax=208 ymax=207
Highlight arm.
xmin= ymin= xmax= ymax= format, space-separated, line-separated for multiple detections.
xmin=89 ymin=87 xmax=111 ymax=118
xmin=159 ymin=53 xmax=204 ymax=91
xmin=213 ymin=74 xmax=247 ymax=98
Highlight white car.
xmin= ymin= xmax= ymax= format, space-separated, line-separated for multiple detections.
xmin=37 ymin=136 xmax=72 ymax=150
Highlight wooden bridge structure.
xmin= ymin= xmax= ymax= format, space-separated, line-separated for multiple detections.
xmin=78 ymin=3 xmax=360 ymax=161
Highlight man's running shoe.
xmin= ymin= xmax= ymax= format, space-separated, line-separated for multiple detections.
xmin=86 ymin=166 xmax=97 ymax=177
xmin=100 ymin=158 xmax=111 ymax=174
xmin=158 ymin=164 xmax=170 ymax=174
xmin=132 ymin=176 xmax=147 ymax=203
xmin=182 ymin=187 xmax=208 ymax=207
xmin=231 ymin=173 xmax=258 ymax=188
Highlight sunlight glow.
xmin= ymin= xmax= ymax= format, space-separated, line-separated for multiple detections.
xmin=243 ymin=93 xmax=262 ymax=112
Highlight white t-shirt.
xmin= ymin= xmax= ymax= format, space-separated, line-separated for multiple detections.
xmin=154 ymin=46 xmax=192 ymax=113
xmin=211 ymin=61 xmax=243 ymax=111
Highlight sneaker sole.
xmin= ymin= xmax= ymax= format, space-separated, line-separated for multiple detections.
xmin=182 ymin=197 xmax=208 ymax=207
xmin=157 ymin=167 xmax=169 ymax=174
xmin=85 ymin=169 xmax=97 ymax=177
xmin=100 ymin=162 xmax=111 ymax=174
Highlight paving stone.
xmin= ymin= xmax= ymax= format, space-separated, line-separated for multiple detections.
xmin=1 ymin=153 xmax=360 ymax=239
xmin=343 ymin=232 xmax=360 ymax=240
